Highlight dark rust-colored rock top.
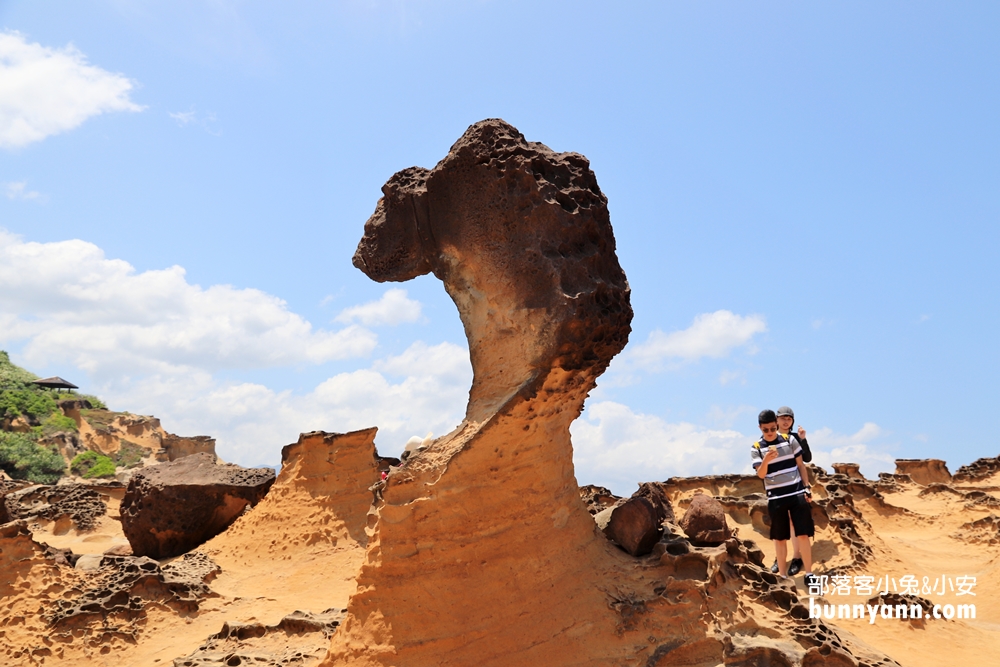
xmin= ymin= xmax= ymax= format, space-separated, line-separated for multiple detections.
xmin=354 ymin=118 xmax=632 ymax=422
xmin=120 ymin=453 xmax=275 ymax=559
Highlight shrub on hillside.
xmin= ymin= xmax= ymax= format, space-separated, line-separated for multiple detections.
xmin=0 ymin=350 xmax=38 ymax=390
xmin=41 ymin=413 xmax=78 ymax=436
xmin=0 ymin=389 xmax=58 ymax=422
xmin=70 ymin=451 xmax=117 ymax=478
xmin=114 ymin=440 xmax=146 ymax=469
xmin=84 ymin=456 xmax=117 ymax=479
xmin=0 ymin=432 xmax=66 ymax=483
xmin=77 ymin=394 xmax=107 ymax=410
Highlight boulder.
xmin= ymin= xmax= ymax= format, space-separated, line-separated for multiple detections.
xmin=599 ymin=496 xmax=662 ymax=556
xmin=595 ymin=483 xmax=676 ymax=557
xmin=632 ymin=481 xmax=675 ymax=525
xmin=679 ymin=493 xmax=731 ymax=546
xmin=120 ymin=453 xmax=275 ymax=558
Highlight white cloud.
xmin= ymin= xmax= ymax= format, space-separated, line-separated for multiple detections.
xmin=0 ymin=230 xmax=377 ymax=377
xmin=625 ymin=310 xmax=767 ymax=371
xmin=97 ymin=341 xmax=472 ymax=466
xmin=571 ymin=403 xmax=898 ymax=495
xmin=719 ymin=369 xmax=746 ymax=386
xmin=335 ymin=288 xmax=423 ymax=326
xmin=807 ymin=423 xmax=896 ymax=479
xmin=571 ymin=401 xmax=754 ymax=495
xmin=3 ymin=180 xmax=41 ymax=200
xmin=706 ymin=404 xmax=756 ymax=428
xmin=0 ymin=31 xmax=144 ymax=149
xmin=168 ymin=106 xmax=219 ymax=135
xmin=169 ymin=110 xmax=197 ymax=125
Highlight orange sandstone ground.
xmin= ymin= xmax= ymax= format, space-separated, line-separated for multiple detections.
xmin=3 ymin=452 xmax=999 ymax=666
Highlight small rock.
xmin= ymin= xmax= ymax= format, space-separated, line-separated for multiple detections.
xmin=75 ymin=553 xmax=103 ymax=570
xmin=679 ymin=494 xmax=730 ymax=546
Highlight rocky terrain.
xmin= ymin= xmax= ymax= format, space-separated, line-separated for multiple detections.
xmin=1 ymin=120 xmax=997 ymax=666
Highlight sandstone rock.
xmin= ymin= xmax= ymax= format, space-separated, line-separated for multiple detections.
xmin=104 ymin=543 xmax=133 ymax=556
xmin=3 ymin=483 xmax=107 ymax=531
xmin=953 ymin=455 xmax=1000 ymax=482
xmin=160 ymin=434 xmax=217 ymax=462
xmin=74 ymin=553 xmax=103 ymax=570
xmin=317 ymin=119 xmax=898 ymax=667
xmin=46 ymin=551 xmax=220 ymax=626
xmin=173 ymin=608 xmax=346 ymax=667
xmin=597 ymin=484 xmax=675 ymax=557
xmin=579 ymin=484 xmax=621 ymax=515
xmin=679 ymin=493 xmax=731 ymax=546
xmin=120 ymin=453 xmax=275 ymax=558
xmin=600 ymin=496 xmax=661 ymax=556
xmin=325 ymin=119 xmax=633 ymax=666
xmin=632 ymin=481 xmax=676 ymax=525
xmin=894 ymin=458 xmax=951 ymax=485
xmin=832 ymin=462 xmax=864 ymax=479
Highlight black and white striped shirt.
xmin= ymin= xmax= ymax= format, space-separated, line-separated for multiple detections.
xmin=751 ymin=435 xmax=807 ymax=500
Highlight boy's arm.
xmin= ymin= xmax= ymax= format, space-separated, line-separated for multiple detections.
xmin=753 ymin=446 xmax=775 ymax=479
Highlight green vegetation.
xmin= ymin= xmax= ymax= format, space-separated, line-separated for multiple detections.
xmin=0 ymin=350 xmax=38 ymax=389
xmin=84 ymin=456 xmax=117 ymax=478
xmin=69 ymin=450 xmax=117 ymax=478
xmin=0 ymin=389 xmax=57 ymax=422
xmin=114 ymin=440 xmax=146 ymax=469
xmin=40 ymin=413 xmax=78 ymax=436
xmin=77 ymin=394 xmax=107 ymax=410
xmin=1 ymin=351 xmax=112 ymax=485
xmin=0 ymin=431 xmax=67 ymax=483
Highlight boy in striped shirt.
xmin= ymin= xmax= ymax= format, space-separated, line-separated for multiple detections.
xmin=751 ymin=409 xmax=816 ymax=586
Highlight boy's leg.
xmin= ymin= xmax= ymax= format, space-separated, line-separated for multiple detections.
xmin=774 ymin=540 xmax=789 ymax=577
xmin=789 ymin=517 xmax=800 ymax=557
xmin=796 ymin=534 xmax=812 ymax=573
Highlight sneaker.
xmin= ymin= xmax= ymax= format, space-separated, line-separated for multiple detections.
xmin=788 ymin=557 xmax=804 ymax=576
xmin=804 ymin=573 xmax=820 ymax=591
xmin=770 ymin=559 xmax=779 ymax=574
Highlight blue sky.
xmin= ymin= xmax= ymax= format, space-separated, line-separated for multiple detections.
xmin=1 ymin=1 xmax=997 ymax=494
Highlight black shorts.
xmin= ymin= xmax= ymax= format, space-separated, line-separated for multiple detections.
xmin=767 ymin=493 xmax=815 ymax=541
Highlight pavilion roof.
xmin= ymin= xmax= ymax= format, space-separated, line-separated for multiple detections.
xmin=30 ymin=377 xmax=79 ymax=390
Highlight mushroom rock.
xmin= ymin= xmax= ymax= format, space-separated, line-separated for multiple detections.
xmin=322 ymin=119 xmax=893 ymax=667
xmin=894 ymin=459 xmax=952 ymax=486
xmin=324 ymin=119 xmax=633 ymax=666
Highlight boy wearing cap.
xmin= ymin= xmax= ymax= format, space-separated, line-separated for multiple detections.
xmin=771 ymin=406 xmax=812 ymax=575
xmin=752 ymin=409 xmax=816 ymax=586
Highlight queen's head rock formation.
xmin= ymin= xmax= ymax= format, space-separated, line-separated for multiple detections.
xmin=325 ymin=119 xmax=634 ymax=666
xmin=324 ymin=120 xmax=898 ymax=667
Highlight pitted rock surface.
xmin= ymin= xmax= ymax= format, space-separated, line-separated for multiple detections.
xmin=578 ymin=484 xmax=621 ymax=515
xmin=45 ymin=551 xmax=220 ymax=627
xmin=352 ymin=118 xmax=631 ymax=424
xmin=120 ymin=452 xmax=275 ymax=558
xmin=173 ymin=608 xmax=346 ymax=667
xmin=3 ymin=483 xmax=107 ymax=531
xmin=953 ymin=454 xmax=1000 ymax=482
